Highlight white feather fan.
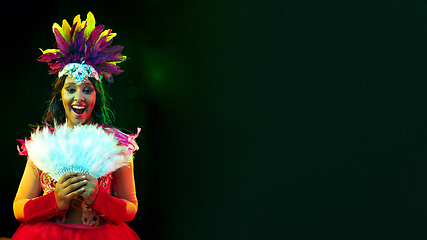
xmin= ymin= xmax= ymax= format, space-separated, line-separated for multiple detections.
xmin=25 ymin=124 xmax=130 ymax=181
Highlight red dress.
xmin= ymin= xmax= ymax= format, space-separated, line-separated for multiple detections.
xmin=12 ymin=220 xmax=140 ymax=240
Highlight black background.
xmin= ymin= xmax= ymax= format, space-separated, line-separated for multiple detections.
xmin=2 ymin=0 xmax=427 ymax=239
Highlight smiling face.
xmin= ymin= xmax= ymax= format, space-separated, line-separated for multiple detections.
xmin=61 ymin=76 xmax=97 ymax=127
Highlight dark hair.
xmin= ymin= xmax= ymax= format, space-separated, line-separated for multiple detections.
xmin=43 ymin=76 xmax=115 ymax=126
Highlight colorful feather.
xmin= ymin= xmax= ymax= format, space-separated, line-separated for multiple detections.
xmin=38 ymin=11 xmax=126 ymax=82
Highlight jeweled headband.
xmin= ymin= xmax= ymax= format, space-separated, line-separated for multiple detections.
xmin=38 ymin=11 xmax=126 ymax=85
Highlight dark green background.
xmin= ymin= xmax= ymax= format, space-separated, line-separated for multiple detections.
xmin=2 ymin=0 xmax=427 ymax=239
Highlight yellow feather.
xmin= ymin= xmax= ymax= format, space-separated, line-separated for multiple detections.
xmin=97 ymin=29 xmax=110 ymax=41
xmin=84 ymin=11 xmax=96 ymax=41
xmin=61 ymin=19 xmax=71 ymax=44
xmin=109 ymin=56 xmax=127 ymax=65
xmin=97 ymin=29 xmax=117 ymax=42
xmin=52 ymin=20 xmax=72 ymax=44
xmin=72 ymin=14 xmax=81 ymax=40
xmin=40 ymin=48 xmax=61 ymax=54
xmin=52 ymin=22 xmax=68 ymax=43
xmin=52 ymin=22 xmax=61 ymax=33
xmin=73 ymin=14 xmax=81 ymax=31
xmin=106 ymin=32 xmax=117 ymax=42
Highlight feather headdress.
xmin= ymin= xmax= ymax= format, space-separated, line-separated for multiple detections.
xmin=22 ymin=124 xmax=138 ymax=181
xmin=38 ymin=11 xmax=126 ymax=83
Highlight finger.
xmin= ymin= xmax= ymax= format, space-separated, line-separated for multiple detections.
xmin=79 ymin=189 xmax=94 ymax=200
xmin=64 ymin=179 xmax=88 ymax=194
xmin=59 ymin=171 xmax=79 ymax=184
xmin=81 ymin=173 xmax=97 ymax=182
xmin=66 ymin=187 xmax=85 ymax=200
xmin=64 ymin=175 xmax=86 ymax=186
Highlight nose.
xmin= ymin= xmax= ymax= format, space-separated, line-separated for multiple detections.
xmin=74 ymin=89 xmax=84 ymax=102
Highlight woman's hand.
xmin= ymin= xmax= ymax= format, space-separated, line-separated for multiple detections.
xmin=55 ymin=172 xmax=87 ymax=211
xmin=78 ymin=173 xmax=99 ymax=205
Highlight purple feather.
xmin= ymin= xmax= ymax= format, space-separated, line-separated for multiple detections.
xmin=92 ymin=30 xmax=112 ymax=53
xmin=98 ymin=63 xmax=123 ymax=74
xmin=70 ymin=23 xmax=77 ymax=40
xmin=87 ymin=25 xmax=105 ymax=47
xmin=53 ymin=28 xmax=70 ymax=55
xmin=38 ymin=52 xmax=60 ymax=62
xmin=98 ymin=47 xmax=120 ymax=58
xmin=49 ymin=61 xmax=67 ymax=70
xmin=74 ymin=31 xmax=87 ymax=61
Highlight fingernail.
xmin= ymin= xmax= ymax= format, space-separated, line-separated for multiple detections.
xmin=82 ymin=176 xmax=86 ymax=179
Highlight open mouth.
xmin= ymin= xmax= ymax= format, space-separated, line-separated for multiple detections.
xmin=72 ymin=106 xmax=86 ymax=115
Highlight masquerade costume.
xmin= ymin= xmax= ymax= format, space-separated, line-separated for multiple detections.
xmin=12 ymin=12 xmax=140 ymax=240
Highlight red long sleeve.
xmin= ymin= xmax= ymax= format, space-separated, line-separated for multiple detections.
xmin=88 ymin=187 xmax=127 ymax=225
xmin=88 ymin=158 xmax=139 ymax=225
xmin=23 ymin=191 xmax=65 ymax=225
xmin=14 ymin=156 xmax=138 ymax=225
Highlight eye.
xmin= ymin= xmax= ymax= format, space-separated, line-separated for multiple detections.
xmin=66 ymin=88 xmax=76 ymax=93
xmin=83 ymin=88 xmax=94 ymax=94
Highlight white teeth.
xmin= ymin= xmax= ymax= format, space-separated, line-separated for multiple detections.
xmin=72 ymin=106 xmax=85 ymax=109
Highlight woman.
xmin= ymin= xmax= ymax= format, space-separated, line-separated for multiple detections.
xmin=12 ymin=12 xmax=140 ymax=240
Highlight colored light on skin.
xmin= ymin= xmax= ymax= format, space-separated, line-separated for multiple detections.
xmin=61 ymin=76 xmax=96 ymax=128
